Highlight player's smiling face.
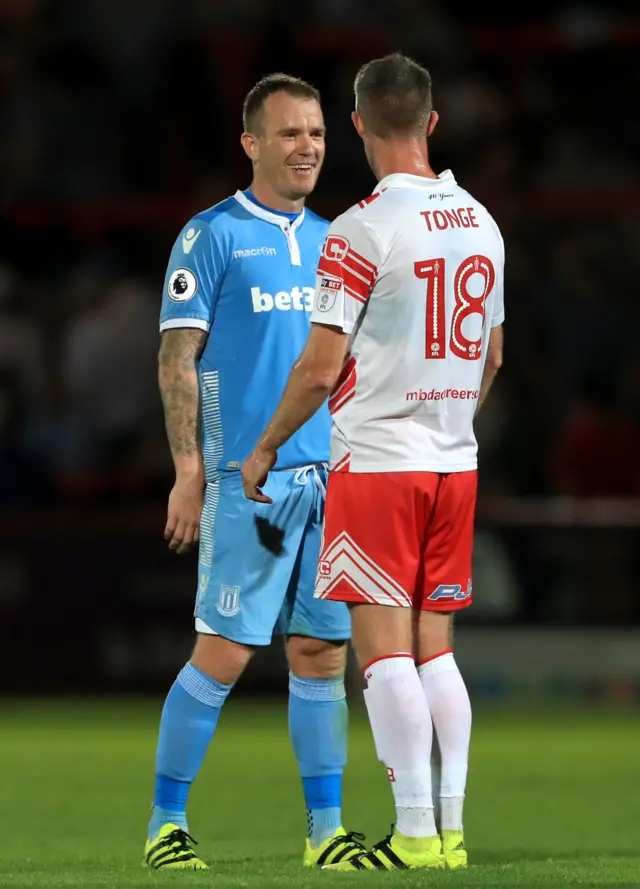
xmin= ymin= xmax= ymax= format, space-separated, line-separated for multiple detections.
xmin=251 ymin=92 xmax=326 ymax=201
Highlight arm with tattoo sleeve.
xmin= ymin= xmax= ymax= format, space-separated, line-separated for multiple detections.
xmin=158 ymin=328 xmax=207 ymax=468
xmin=158 ymin=327 xmax=207 ymax=552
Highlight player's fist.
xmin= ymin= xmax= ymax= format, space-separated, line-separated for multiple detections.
xmin=164 ymin=467 xmax=205 ymax=554
xmin=241 ymin=446 xmax=277 ymax=504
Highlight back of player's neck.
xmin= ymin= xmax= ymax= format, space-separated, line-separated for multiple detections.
xmin=377 ymin=166 xmax=437 ymax=182
xmin=375 ymin=145 xmax=436 ymax=182
xmin=376 ymin=162 xmax=437 ymax=181
xmin=249 ymin=181 xmax=304 ymax=215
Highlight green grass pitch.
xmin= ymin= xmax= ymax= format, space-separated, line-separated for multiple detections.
xmin=1 ymin=699 xmax=639 ymax=888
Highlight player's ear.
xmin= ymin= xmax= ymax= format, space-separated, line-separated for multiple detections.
xmin=240 ymin=131 xmax=258 ymax=163
xmin=426 ymin=110 xmax=439 ymax=138
xmin=352 ymin=111 xmax=365 ymax=139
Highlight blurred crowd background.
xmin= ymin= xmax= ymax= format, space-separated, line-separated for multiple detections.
xmin=0 ymin=0 xmax=638 ymax=691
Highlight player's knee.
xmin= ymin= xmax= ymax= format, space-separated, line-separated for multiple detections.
xmin=190 ymin=632 xmax=255 ymax=686
xmin=286 ymin=635 xmax=348 ymax=679
xmin=349 ymin=603 xmax=414 ymax=671
xmin=417 ymin=610 xmax=454 ymax=663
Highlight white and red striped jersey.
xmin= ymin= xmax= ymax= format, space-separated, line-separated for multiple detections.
xmin=311 ymin=170 xmax=505 ymax=473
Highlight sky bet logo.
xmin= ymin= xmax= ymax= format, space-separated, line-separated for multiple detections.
xmin=251 ymin=286 xmax=314 ymax=313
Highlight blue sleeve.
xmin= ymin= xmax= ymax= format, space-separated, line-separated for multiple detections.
xmin=159 ymin=217 xmax=227 ymax=332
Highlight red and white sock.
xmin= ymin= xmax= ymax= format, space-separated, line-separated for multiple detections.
xmin=363 ymin=654 xmax=436 ymax=838
xmin=418 ymin=650 xmax=471 ymax=832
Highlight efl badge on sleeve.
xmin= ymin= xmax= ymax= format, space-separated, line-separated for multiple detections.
xmin=317 ymin=275 xmax=341 ymax=313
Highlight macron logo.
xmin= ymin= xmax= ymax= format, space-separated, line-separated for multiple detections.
xmin=234 ymin=247 xmax=277 ymax=259
xmin=251 ymin=286 xmax=314 ymax=313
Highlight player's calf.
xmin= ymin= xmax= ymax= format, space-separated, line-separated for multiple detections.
xmin=147 ymin=662 xmax=232 ymax=854
xmin=286 ymin=635 xmax=358 ymax=859
xmin=363 ymin=653 xmax=437 ymax=839
xmin=147 ymin=635 xmax=255 ymax=857
xmin=417 ymin=613 xmax=471 ymax=869
xmin=352 ymin=607 xmax=433 ymax=818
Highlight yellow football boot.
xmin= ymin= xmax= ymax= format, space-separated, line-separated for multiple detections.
xmin=303 ymin=828 xmax=367 ymax=867
xmin=442 ymin=829 xmax=468 ymax=869
xmin=323 ymin=830 xmax=444 ymax=871
xmin=144 ymin=823 xmax=208 ymax=870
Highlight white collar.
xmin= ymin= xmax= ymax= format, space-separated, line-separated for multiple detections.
xmin=233 ymin=190 xmax=305 ymax=232
xmin=373 ymin=169 xmax=456 ymax=194
xmin=233 ymin=190 xmax=305 ymax=266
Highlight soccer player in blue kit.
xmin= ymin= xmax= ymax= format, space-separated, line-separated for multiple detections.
xmin=144 ymin=75 xmax=365 ymax=871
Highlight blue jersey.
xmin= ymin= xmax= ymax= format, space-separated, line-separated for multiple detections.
xmin=160 ymin=190 xmax=331 ymax=481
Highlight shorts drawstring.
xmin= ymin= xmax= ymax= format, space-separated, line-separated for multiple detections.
xmin=292 ymin=464 xmax=328 ymax=521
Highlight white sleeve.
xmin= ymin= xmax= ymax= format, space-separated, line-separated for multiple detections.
xmin=310 ymin=213 xmax=383 ymax=334
xmin=491 ymin=224 xmax=505 ymax=328
xmin=492 ymin=279 xmax=505 ymax=327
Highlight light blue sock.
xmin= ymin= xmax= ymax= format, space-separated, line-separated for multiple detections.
xmin=288 ymin=672 xmax=347 ymax=848
xmin=148 ymin=662 xmax=232 ymax=839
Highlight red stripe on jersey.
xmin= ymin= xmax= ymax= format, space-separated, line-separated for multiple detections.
xmin=329 ymin=377 xmax=355 ymax=415
xmin=333 ymin=355 xmax=356 ymax=392
xmin=358 ymin=193 xmax=381 ymax=209
xmin=341 ymin=265 xmax=368 ymax=298
xmin=329 ymin=355 xmax=356 ymax=415
xmin=332 ymin=453 xmax=351 ymax=472
xmin=344 ymin=252 xmax=375 ymax=284
xmin=318 ymin=248 xmax=377 ymax=303
xmin=344 ymin=283 xmax=367 ymax=305
xmin=330 ymin=387 xmax=355 ymax=414
xmin=341 ymin=261 xmax=373 ymax=301
xmin=331 ymin=355 xmax=356 ymax=398
xmin=347 ymin=248 xmax=377 ymax=276
xmin=318 ymin=255 xmax=341 ymax=278
xmin=356 ymin=189 xmax=387 ymax=210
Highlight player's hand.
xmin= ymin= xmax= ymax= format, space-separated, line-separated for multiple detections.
xmin=241 ymin=445 xmax=277 ymax=503
xmin=164 ymin=467 xmax=205 ymax=554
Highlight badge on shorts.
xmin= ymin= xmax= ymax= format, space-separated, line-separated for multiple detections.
xmin=217 ymin=584 xmax=241 ymax=617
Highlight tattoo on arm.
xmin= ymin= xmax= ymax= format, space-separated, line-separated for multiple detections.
xmin=158 ymin=328 xmax=207 ymax=460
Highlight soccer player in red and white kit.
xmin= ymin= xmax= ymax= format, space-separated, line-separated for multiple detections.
xmin=242 ymin=53 xmax=504 ymax=872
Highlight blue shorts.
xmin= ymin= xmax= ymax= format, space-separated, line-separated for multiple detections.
xmin=194 ymin=466 xmax=351 ymax=646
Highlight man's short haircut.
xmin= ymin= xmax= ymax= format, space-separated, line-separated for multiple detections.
xmin=243 ymin=73 xmax=321 ymax=133
xmin=354 ymin=53 xmax=433 ymax=138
